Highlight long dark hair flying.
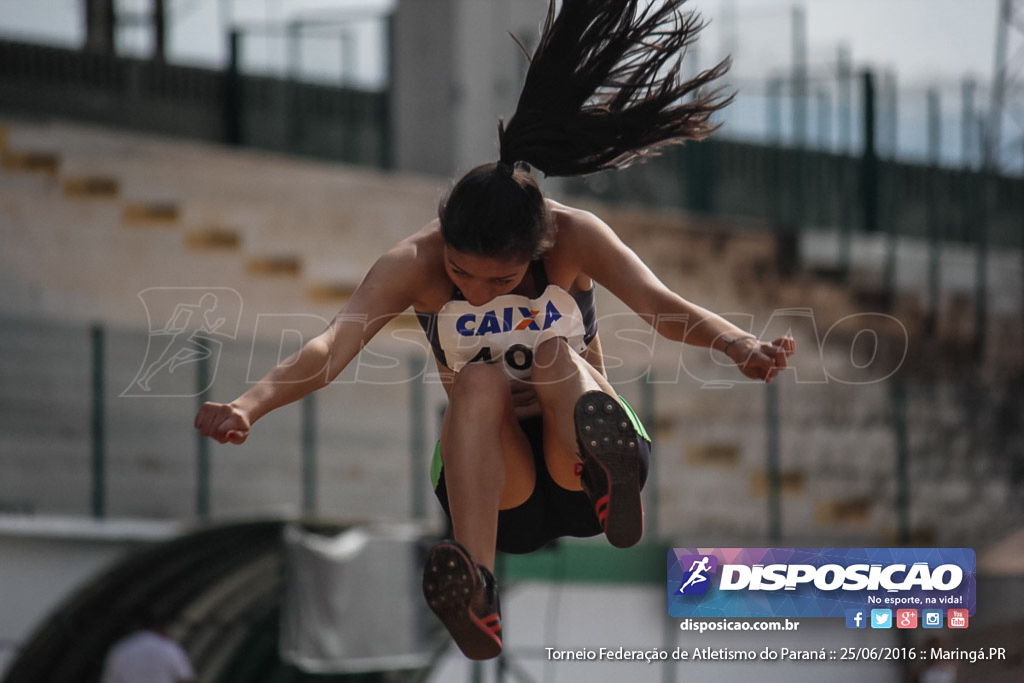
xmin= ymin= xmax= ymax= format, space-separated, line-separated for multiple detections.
xmin=500 ymin=0 xmax=732 ymax=176
xmin=441 ymin=0 xmax=732 ymax=259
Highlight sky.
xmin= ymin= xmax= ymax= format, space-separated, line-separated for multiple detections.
xmin=693 ymin=0 xmax=1000 ymax=85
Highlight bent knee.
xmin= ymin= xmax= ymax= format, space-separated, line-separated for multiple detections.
xmin=449 ymin=362 xmax=511 ymax=409
xmin=533 ymin=336 xmax=568 ymax=366
xmin=532 ymin=337 xmax=580 ymax=383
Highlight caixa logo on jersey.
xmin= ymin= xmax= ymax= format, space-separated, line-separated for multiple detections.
xmin=667 ymin=548 xmax=976 ymax=619
xmin=455 ymin=301 xmax=564 ymax=337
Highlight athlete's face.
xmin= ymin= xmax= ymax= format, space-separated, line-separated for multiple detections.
xmin=444 ymin=248 xmax=531 ymax=306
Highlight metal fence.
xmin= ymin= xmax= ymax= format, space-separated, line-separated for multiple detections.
xmin=0 ymin=315 xmax=436 ymax=523
xmin=2 ymin=313 xmax=1022 ymax=549
xmin=0 ymin=36 xmax=390 ymax=168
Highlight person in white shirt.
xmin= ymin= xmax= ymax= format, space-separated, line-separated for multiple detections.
xmin=102 ymin=619 xmax=196 ymax=683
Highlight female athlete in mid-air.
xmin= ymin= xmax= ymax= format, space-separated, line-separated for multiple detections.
xmin=196 ymin=0 xmax=795 ymax=661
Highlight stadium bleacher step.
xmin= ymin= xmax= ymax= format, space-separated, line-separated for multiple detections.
xmin=245 ymin=255 xmax=303 ymax=277
xmin=122 ymin=201 xmax=181 ymax=226
xmin=307 ymin=281 xmax=358 ymax=303
xmin=1 ymin=148 xmax=59 ymax=175
xmin=184 ymin=226 xmax=242 ymax=251
xmin=62 ymin=176 xmax=120 ymax=199
xmin=815 ymin=498 xmax=872 ymax=526
xmin=749 ymin=469 xmax=806 ymax=499
xmin=685 ymin=442 xmax=742 ymax=468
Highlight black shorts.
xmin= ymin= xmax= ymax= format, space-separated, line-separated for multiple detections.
xmin=432 ymin=414 xmax=651 ymax=555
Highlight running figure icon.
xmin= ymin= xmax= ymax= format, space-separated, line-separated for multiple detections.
xmin=134 ymin=293 xmax=226 ymax=392
xmin=679 ymin=556 xmax=713 ymax=594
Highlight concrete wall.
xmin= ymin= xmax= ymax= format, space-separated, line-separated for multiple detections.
xmin=1 ymin=117 xmax=1022 ymax=552
xmin=0 ymin=118 xmax=451 ymax=528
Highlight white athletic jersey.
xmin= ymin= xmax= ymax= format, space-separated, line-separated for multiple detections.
xmin=428 ymin=284 xmax=592 ymax=379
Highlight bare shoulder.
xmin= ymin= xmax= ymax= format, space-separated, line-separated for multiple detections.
xmin=547 ymin=199 xmax=612 ymax=244
xmin=547 ymin=199 xmax=629 ymax=260
xmin=370 ymin=221 xmax=451 ymax=311
xmin=548 ymin=198 xmax=626 ymax=266
xmin=543 ymin=198 xmax=665 ymax=303
xmin=382 ymin=220 xmax=444 ymax=266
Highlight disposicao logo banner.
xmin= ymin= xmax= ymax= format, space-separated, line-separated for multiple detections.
xmin=667 ymin=548 xmax=976 ymax=618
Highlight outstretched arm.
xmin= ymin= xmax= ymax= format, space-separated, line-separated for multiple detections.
xmin=195 ymin=244 xmax=419 ymax=444
xmin=568 ymin=208 xmax=795 ymax=382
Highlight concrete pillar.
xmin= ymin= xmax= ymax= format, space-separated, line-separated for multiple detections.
xmin=84 ymin=0 xmax=116 ymax=55
xmin=390 ymin=0 xmax=546 ymax=178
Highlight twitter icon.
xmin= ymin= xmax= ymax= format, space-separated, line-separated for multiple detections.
xmin=870 ymin=609 xmax=893 ymax=629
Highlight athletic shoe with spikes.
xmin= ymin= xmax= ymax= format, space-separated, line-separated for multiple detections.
xmin=422 ymin=540 xmax=502 ymax=660
xmin=574 ymin=390 xmax=644 ymax=548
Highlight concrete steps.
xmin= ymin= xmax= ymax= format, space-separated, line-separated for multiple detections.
xmin=1 ymin=117 xmax=1021 ymax=548
xmin=0 ymin=118 xmax=440 ymax=332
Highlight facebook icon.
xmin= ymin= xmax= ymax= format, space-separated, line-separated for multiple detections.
xmin=845 ymin=609 xmax=867 ymax=629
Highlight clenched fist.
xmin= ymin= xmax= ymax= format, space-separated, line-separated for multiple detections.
xmin=194 ymin=402 xmax=250 ymax=444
